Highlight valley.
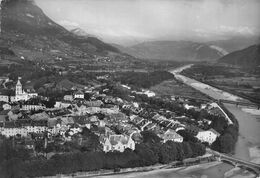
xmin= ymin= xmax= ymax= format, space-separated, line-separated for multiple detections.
xmin=0 ymin=0 xmax=260 ymax=178
xmin=181 ymin=64 xmax=260 ymax=104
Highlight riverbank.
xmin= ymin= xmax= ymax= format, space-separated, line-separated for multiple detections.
xmin=168 ymin=65 xmax=260 ymax=178
xmin=88 ymin=161 xmax=222 ymax=178
xmin=41 ymin=154 xmax=217 ymax=178
xmin=179 ymin=65 xmax=260 ymax=105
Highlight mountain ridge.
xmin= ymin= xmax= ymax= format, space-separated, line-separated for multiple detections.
xmin=218 ymin=44 xmax=260 ymax=67
xmin=0 ymin=0 xmax=120 ymax=62
xmin=114 ymin=40 xmax=225 ymax=61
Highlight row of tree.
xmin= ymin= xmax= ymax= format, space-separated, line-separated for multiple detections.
xmin=210 ymin=103 xmax=239 ymax=153
xmin=113 ymin=71 xmax=175 ymax=89
xmin=0 ymin=130 xmax=206 ymax=178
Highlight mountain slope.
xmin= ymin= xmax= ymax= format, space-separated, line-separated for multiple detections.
xmin=218 ymin=44 xmax=260 ymax=67
xmin=207 ymin=36 xmax=260 ymax=53
xmin=0 ymin=0 xmax=119 ymax=61
xmin=115 ymin=41 xmax=225 ymax=61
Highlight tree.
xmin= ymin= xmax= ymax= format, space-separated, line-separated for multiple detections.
xmin=134 ymin=143 xmax=158 ymax=166
xmin=141 ymin=130 xmax=161 ymax=144
xmin=158 ymin=141 xmax=178 ymax=164
xmin=219 ymin=133 xmax=235 ymax=153
xmin=182 ymin=142 xmax=193 ymax=158
xmin=177 ymin=130 xmax=199 ymax=143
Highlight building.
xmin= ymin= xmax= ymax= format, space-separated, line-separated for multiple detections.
xmin=159 ymin=129 xmax=183 ymax=143
xmin=0 ymin=95 xmax=9 ymax=102
xmin=10 ymin=77 xmax=38 ymax=102
xmin=85 ymin=100 xmax=103 ymax=107
xmin=102 ymin=134 xmax=135 ymax=152
xmin=24 ymin=122 xmax=48 ymax=134
xmin=21 ymin=104 xmax=46 ymax=111
xmin=196 ymin=129 xmax=220 ymax=144
xmin=74 ymin=90 xmax=84 ymax=99
xmin=0 ymin=122 xmax=28 ymax=137
xmin=64 ymin=95 xmax=73 ymax=101
xmin=54 ymin=101 xmax=71 ymax=108
xmin=2 ymin=103 xmax=11 ymax=110
xmin=0 ymin=110 xmax=9 ymax=122
xmin=0 ymin=127 xmax=28 ymax=137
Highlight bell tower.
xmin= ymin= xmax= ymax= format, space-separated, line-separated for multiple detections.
xmin=16 ymin=77 xmax=23 ymax=95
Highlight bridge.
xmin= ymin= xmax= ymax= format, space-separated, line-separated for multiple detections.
xmin=219 ymin=99 xmax=260 ymax=109
xmin=208 ymin=149 xmax=260 ymax=177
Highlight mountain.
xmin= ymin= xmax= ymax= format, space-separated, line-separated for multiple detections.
xmin=0 ymin=0 xmax=120 ymax=62
xmin=207 ymin=36 xmax=260 ymax=53
xmin=218 ymin=44 xmax=260 ymax=67
xmin=115 ymin=41 xmax=227 ymax=62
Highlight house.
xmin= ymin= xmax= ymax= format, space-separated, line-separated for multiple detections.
xmin=0 ymin=110 xmax=9 ymax=122
xmin=21 ymin=104 xmax=46 ymax=111
xmin=74 ymin=90 xmax=84 ymax=99
xmin=144 ymin=122 xmax=157 ymax=131
xmin=25 ymin=120 xmax=48 ymax=134
xmin=108 ymin=113 xmax=128 ymax=123
xmin=8 ymin=110 xmax=22 ymax=121
xmin=0 ymin=122 xmax=28 ymax=137
xmin=139 ymin=120 xmax=152 ymax=131
xmin=184 ymin=104 xmax=196 ymax=110
xmin=54 ymin=101 xmax=71 ymax=108
xmin=196 ymin=129 xmax=220 ymax=144
xmin=85 ymin=100 xmax=103 ymax=107
xmin=47 ymin=126 xmax=60 ymax=135
xmin=100 ymin=107 xmax=119 ymax=114
xmin=64 ymin=95 xmax=73 ymax=101
xmin=67 ymin=125 xmax=82 ymax=136
xmin=102 ymin=134 xmax=135 ymax=152
xmin=2 ymin=103 xmax=11 ymax=110
xmin=159 ymin=129 xmax=183 ymax=143
xmin=0 ymin=95 xmax=9 ymax=102
xmin=84 ymin=107 xmax=101 ymax=115
xmin=30 ymin=112 xmax=50 ymax=121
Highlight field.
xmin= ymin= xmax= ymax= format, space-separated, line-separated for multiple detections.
xmin=150 ymin=79 xmax=209 ymax=100
xmin=181 ymin=64 xmax=260 ymax=103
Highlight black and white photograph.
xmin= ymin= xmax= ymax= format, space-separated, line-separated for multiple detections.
xmin=0 ymin=0 xmax=259 ymax=177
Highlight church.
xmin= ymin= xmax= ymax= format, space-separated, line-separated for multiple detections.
xmin=10 ymin=77 xmax=38 ymax=102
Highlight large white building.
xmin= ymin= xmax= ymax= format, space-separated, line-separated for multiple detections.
xmin=10 ymin=77 xmax=38 ymax=102
xmin=102 ymin=134 xmax=135 ymax=152
xmin=159 ymin=129 xmax=183 ymax=143
xmin=196 ymin=129 xmax=220 ymax=144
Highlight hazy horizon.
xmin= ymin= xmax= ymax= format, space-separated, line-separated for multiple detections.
xmin=35 ymin=0 xmax=260 ymax=46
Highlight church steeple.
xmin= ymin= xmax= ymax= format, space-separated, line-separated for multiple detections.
xmin=16 ymin=77 xmax=22 ymax=95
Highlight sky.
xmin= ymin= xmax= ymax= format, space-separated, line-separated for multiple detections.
xmin=35 ymin=0 xmax=260 ymax=46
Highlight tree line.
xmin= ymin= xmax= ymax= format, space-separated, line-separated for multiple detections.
xmin=0 ymin=130 xmax=206 ymax=178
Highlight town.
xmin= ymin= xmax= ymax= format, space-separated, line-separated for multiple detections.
xmin=0 ymin=76 xmax=231 ymax=156
xmin=0 ymin=0 xmax=260 ymax=177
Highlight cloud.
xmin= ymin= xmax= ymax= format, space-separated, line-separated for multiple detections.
xmin=36 ymin=0 xmax=260 ymax=44
xmin=219 ymin=25 xmax=255 ymax=35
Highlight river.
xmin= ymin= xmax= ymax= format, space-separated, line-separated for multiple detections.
xmin=169 ymin=65 xmax=260 ymax=178
xmin=95 ymin=65 xmax=260 ymax=178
